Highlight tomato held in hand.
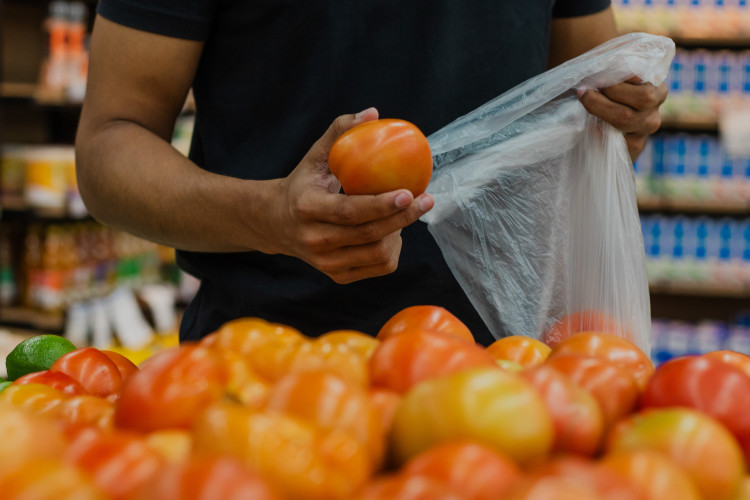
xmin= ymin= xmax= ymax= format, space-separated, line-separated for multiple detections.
xmin=328 ymin=118 xmax=433 ymax=196
xmin=402 ymin=440 xmax=522 ymax=500
xmin=377 ymin=305 xmax=474 ymax=343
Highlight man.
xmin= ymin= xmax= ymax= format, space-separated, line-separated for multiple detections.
xmin=76 ymin=1 xmax=666 ymax=346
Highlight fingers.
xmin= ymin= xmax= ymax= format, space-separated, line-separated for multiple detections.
xmin=598 ymin=81 xmax=667 ymax=111
xmin=579 ymin=88 xmax=662 ymax=135
xmin=307 ymin=107 xmax=380 ymax=161
xmin=315 ymin=232 xmax=404 ymax=284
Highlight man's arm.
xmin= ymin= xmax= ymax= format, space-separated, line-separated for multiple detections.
xmin=76 ymin=16 xmax=432 ymax=284
xmin=548 ymin=7 xmax=667 ymax=161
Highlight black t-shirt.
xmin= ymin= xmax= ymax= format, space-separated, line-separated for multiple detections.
xmin=97 ymin=0 xmax=610 ymax=345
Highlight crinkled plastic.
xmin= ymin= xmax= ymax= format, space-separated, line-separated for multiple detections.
xmin=421 ymin=33 xmax=675 ymax=354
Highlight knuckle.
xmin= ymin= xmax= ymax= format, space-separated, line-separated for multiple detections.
xmin=300 ymin=229 xmax=327 ymax=251
xmin=331 ymin=115 xmax=349 ymax=138
xmin=290 ymin=197 xmax=312 ymax=221
xmin=371 ymin=240 xmax=392 ymax=262
xmin=333 ymin=202 xmax=357 ymax=224
xmin=356 ymin=223 xmax=378 ymax=242
xmin=646 ymin=112 xmax=662 ymax=134
xmin=641 ymin=86 xmax=659 ymax=108
xmin=616 ymin=107 xmax=634 ymax=128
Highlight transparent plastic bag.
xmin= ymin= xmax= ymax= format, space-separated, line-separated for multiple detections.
xmin=421 ymin=33 xmax=675 ymax=353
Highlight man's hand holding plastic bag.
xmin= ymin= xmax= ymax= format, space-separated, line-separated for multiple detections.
xmin=421 ymin=33 xmax=675 ymax=354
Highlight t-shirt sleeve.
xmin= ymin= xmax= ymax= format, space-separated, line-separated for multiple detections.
xmin=97 ymin=0 xmax=215 ymax=41
xmin=552 ymin=0 xmax=611 ymax=19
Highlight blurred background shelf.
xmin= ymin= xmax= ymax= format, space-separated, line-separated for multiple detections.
xmin=638 ymin=198 xmax=750 ymax=215
xmin=0 ymin=306 xmax=65 ymax=331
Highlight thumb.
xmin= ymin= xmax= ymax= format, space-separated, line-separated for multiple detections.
xmin=312 ymin=107 xmax=380 ymax=158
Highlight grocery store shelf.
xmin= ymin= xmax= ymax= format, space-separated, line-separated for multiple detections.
xmin=0 ymin=306 xmax=65 ymax=332
xmin=638 ymin=198 xmax=750 ymax=215
xmin=0 ymin=196 xmax=87 ymax=220
xmin=659 ymin=116 xmax=718 ymax=132
xmin=650 ymin=282 xmax=750 ymax=298
xmin=0 ymin=82 xmax=83 ymax=107
xmin=670 ymin=36 xmax=750 ymax=49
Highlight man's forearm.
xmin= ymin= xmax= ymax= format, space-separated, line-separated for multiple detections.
xmin=76 ymin=119 xmax=280 ymax=253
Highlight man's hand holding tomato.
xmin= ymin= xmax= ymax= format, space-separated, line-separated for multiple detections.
xmin=260 ymin=107 xmax=434 ymax=285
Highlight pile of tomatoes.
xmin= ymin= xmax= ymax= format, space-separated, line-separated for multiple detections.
xmin=2 ymin=304 xmax=750 ymax=500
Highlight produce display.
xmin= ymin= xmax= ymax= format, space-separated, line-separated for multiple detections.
xmin=1 ymin=305 xmax=750 ymax=499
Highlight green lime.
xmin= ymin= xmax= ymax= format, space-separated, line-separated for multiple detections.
xmin=0 ymin=381 xmax=10 ymax=394
xmin=5 ymin=335 xmax=76 ymax=381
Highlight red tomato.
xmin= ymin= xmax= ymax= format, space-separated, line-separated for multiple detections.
xmin=328 ymin=118 xmax=433 ymax=196
xmin=377 ymin=305 xmax=474 ymax=343
xmin=101 ymin=350 xmax=139 ymax=382
xmin=402 ymin=440 xmax=521 ymax=500
xmin=601 ymin=450 xmax=702 ymax=500
xmin=355 ymin=475 xmax=463 ymax=500
xmin=14 ymin=370 xmax=88 ymax=396
xmin=130 ymin=454 xmax=282 ymax=500
xmin=704 ymin=350 xmax=750 ymax=379
xmin=543 ymin=310 xmax=632 ymax=347
xmin=608 ymin=407 xmax=745 ymax=500
xmin=521 ymin=365 xmax=604 ymax=456
xmin=0 ymin=458 xmax=106 ymax=500
xmin=369 ymin=330 xmax=497 ymax=394
xmin=640 ymin=355 xmax=750 ymax=450
xmin=193 ymin=402 xmax=372 ymax=500
xmin=265 ymin=370 xmax=385 ymax=469
xmin=511 ymin=457 xmax=644 ymax=500
xmin=544 ymin=353 xmax=638 ymax=430
xmin=50 ymin=347 xmax=122 ymax=398
xmin=486 ymin=336 xmax=551 ymax=368
xmin=549 ymin=332 xmax=653 ymax=391
xmin=65 ymin=427 xmax=165 ymax=500
xmin=114 ymin=345 xmax=228 ymax=432
xmin=390 ymin=368 xmax=554 ymax=466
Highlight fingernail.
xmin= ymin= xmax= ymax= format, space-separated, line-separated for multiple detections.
xmin=354 ymin=107 xmax=376 ymax=123
xmin=394 ymin=192 xmax=412 ymax=208
xmin=419 ymin=195 xmax=434 ymax=212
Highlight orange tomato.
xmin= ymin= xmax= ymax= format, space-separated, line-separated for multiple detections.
xmin=0 ymin=405 xmax=67 ymax=466
xmin=542 ymin=310 xmax=631 ymax=347
xmin=548 ymin=332 xmax=653 ymax=391
xmin=377 ymin=305 xmax=474 ymax=342
xmin=0 ymin=383 xmax=68 ymax=419
xmin=58 ymin=395 xmax=115 ymax=429
xmin=704 ymin=350 xmax=750 ymax=379
xmin=193 ymin=402 xmax=372 ymax=500
xmin=64 ymin=427 xmax=165 ymax=500
xmin=402 ymin=440 xmax=521 ymax=500
xmin=114 ymin=345 xmax=228 ymax=432
xmin=208 ymin=346 xmax=269 ymax=408
xmin=130 ymin=454 xmax=282 ymax=500
xmin=608 ymin=407 xmax=745 ymax=500
xmin=265 ymin=370 xmax=385 ymax=468
xmin=144 ymin=430 xmax=192 ymax=463
xmin=355 ymin=474 xmax=463 ymax=500
xmin=0 ymin=458 xmax=106 ymax=500
xmin=390 ymin=368 xmax=554 ymax=466
xmin=328 ymin=118 xmax=433 ymax=196
xmin=521 ymin=365 xmax=604 ymax=456
xmin=601 ymin=450 xmax=702 ymax=500
xmin=369 ymin=330 xmax=497 ymax=394
xmin=486 ymin=336 xmax=551 ymax=368
xmin=318 ymin=330 xmax=380 ymax=359
xmin=544 ymin=354 xmax=638 ymax=430
xmin=206 ymin=317 xmax=304 ymax=357
xmin=737 ymin=477 xmax=750 ymax=500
